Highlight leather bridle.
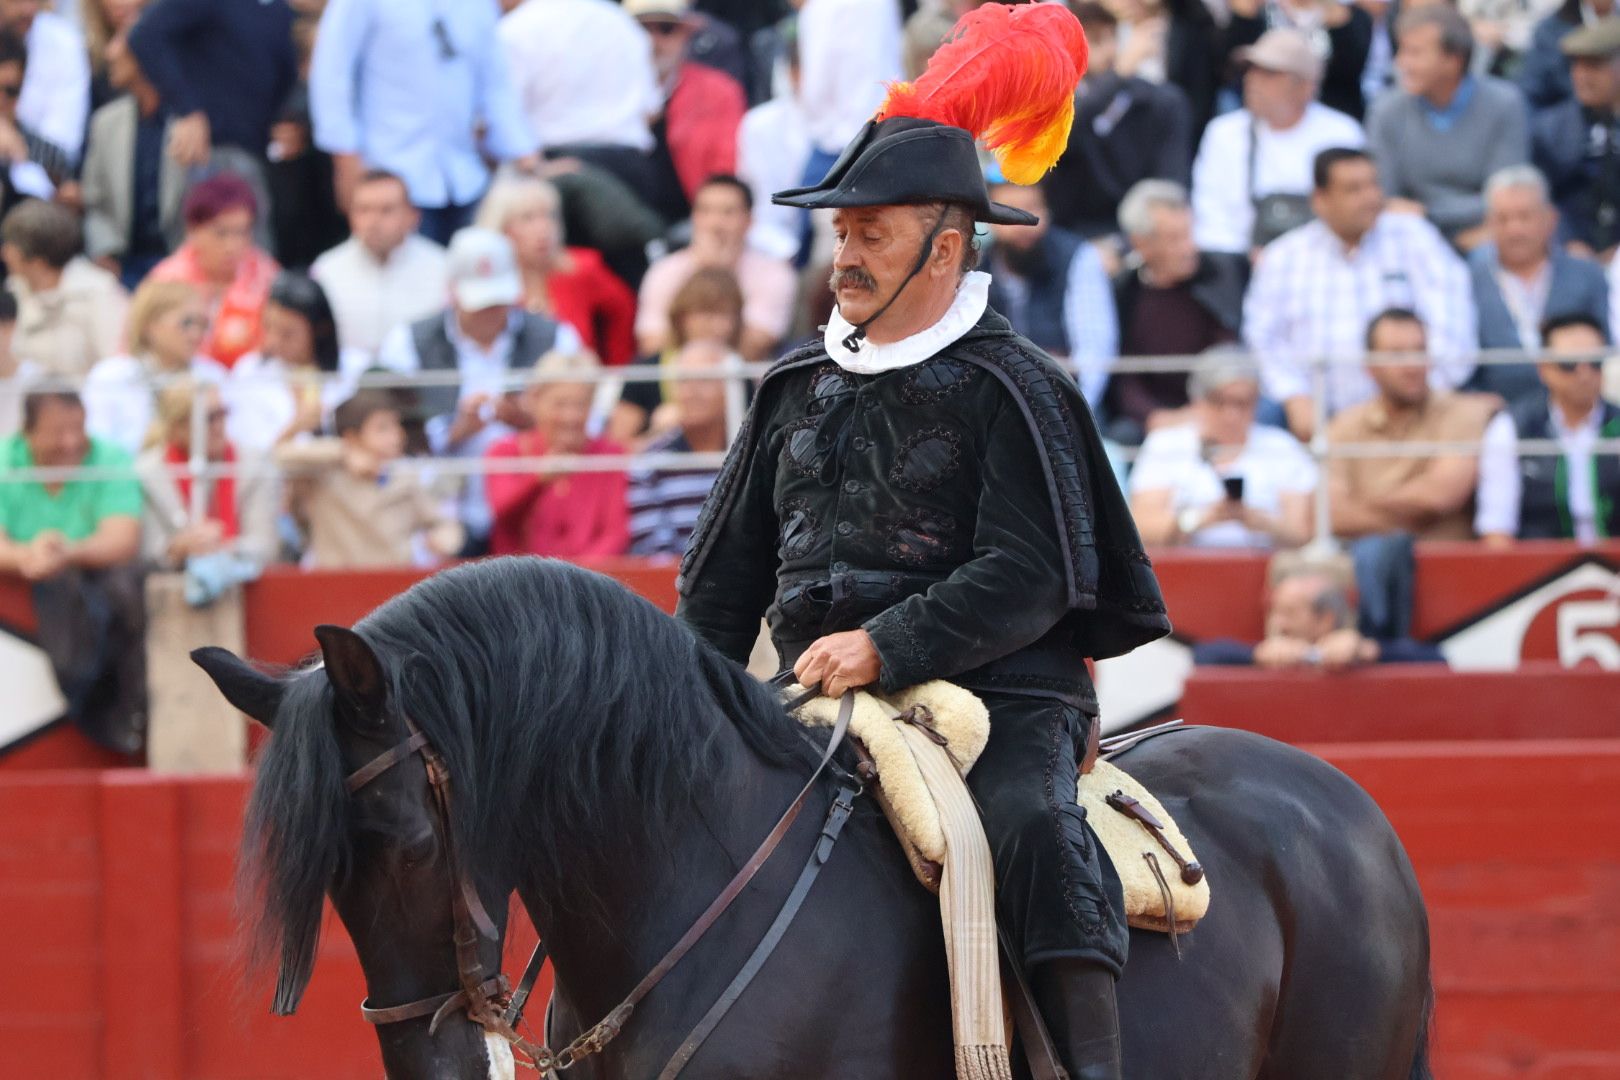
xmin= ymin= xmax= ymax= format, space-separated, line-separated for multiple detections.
xmin=342 ymin=688 xmax=858 ymax=1074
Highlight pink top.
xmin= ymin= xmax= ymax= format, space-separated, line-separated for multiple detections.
xmin=149 ymin=243 xmax=280 ymax=368
xmin=484 ymin=433 xmax=630 ymax=559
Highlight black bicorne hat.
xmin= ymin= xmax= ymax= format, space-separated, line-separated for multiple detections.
xmin=772 ymin=117 xmax=1039 ymax=227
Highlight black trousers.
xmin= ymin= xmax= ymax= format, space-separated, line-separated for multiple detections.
xmin=32 ymin=565 xmax=147 ymax=755
xmin=967 ymin=692 xmax=1128 ymax=977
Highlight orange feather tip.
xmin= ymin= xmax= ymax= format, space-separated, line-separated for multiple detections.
xmin=877 ymin=3 xmax=1089 ymax=184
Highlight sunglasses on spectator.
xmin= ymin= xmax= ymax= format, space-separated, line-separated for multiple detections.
xmin=1556 ymin=358 xmax=1602 ymax=374
xmin=641 ymin=19 xmax=683 ymax=35
xmin=0 ymin=83 xmax=21 ymax=99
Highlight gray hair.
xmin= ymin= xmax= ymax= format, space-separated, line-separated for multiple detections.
xmin=1395 ymin=5 xmax=1473 ymax=66
xmin=1484 ymin=164 xmax=1550 ymax=207
xmin=474 ymin=172 xmax=564 ymax=237
xmin=1187 ymin=348 xmax=1261 ymax=402
xmin=1117 ymin=179 xmax=1190 ymax=239
xmin=1274 ymin=566 xmax=1356 ymax=630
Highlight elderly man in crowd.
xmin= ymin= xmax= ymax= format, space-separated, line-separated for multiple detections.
xmin=0 ymin=390 xmax=145 ymax=753
xmin=1369 ymin=5 xmax=1529 ymax=251
xmin=1191 ymin=28 xmax=1365 ymax=256
xmin=982 ymin=175 xmax=1118 ymax=408
xmin=1477 ymin=313 xmax=1620 ymax=543
xmin=378 ymin=228 xmax=581 ymax=555
xmin=637 ymin=174 xmax=797 ymax=361
xmin=1245 ymin=147 xmax=1477 ymax=440
xmin=1194 ymin=557 xmax=1444 ymax=668
xmin=1534 ymin=18 xmax=1620 ymax=261
xmin=309 ymin=169 xmax=448 ymax=356
xmin=1470 ymin=165 xmax=1610 ymax=405
xmin=1108 ymin=179 xmax=1247 ymax=440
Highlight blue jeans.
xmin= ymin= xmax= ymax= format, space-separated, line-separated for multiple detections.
xmin=417 ymin=202 xmax=477 ymax=245
xmin=1350 ymin=532 xmax=1417 ymax=640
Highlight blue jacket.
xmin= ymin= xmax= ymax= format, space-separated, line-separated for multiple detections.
xmin=1467 ymin=244 xmax=1610 ymax=404
xmin=1532 ymin=98 xmax=1620 ymax=252
xmin=1517 ymin=5 xmax=1582 ymax=110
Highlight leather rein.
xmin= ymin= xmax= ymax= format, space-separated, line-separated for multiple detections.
xmin=343 ymin=689 xmax=858 ymax=1074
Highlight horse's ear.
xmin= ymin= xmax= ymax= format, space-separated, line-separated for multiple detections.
xmin=190 ymin=647 xmax=284 ymax=727
xmin=313 ymin=624 xmax=387 ymax=721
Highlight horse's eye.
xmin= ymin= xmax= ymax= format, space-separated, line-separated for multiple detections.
xmin=397 ymin=832 xmax=438 ymax=869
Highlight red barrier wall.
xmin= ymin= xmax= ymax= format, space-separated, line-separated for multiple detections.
xmin=4 ymin=735 xmax=1617 ymax=1079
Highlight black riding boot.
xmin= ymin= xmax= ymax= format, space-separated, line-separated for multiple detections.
xmin=1030 ymin=958 xmax=1123 ymax=1080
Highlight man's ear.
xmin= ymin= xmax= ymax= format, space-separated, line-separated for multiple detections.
xmin=191 ymin=647 xmax=285 ymax=727
xmin=313 ymin=625 xmax=388 ymax=721
xmin=933 ymin=225 xmax=964 ymax=276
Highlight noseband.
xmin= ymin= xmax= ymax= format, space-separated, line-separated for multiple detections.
xmin=343 ymin=689 xmax=858 ymax=1074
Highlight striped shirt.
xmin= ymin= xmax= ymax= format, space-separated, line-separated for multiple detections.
xmin=626 ymin=429 xmax=719 ymax=557
xmin=1243 ymin=214 xmax=1478 ymax=415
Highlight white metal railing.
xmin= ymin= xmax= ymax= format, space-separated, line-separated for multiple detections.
xmin=1 ymin=346 xmax=1614 ymax=551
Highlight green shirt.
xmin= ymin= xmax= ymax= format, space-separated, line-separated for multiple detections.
xmin=0 ymin=435 xmax=142 ymax=543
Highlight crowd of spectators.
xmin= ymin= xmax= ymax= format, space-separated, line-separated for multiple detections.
xmin=1 ymin=0 xmax=1618 ymax=743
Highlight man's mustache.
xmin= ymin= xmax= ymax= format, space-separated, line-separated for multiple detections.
xmin=829 ymin=267 xmax=877 ymax=293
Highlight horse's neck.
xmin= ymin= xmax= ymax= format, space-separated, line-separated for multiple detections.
xmin=519 ymin=726 xmax=808 ymax=1023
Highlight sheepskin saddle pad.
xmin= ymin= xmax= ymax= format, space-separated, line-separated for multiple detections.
xmin=792 ymin=684 xmax=1210 ymax=937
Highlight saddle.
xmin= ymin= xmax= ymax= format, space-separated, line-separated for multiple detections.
xmin=792 ymin=687 xmax=1211 ymax=940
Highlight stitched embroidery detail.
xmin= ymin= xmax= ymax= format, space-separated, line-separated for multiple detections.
xmin=808 ymin=365 xmax=854 ymax=414
xmin=900 ymin=357 xmax=979 ymax=404
xmin=869 ymin=605 xmax=932 ymax=687
xmin=1045 ymin=705 xmax=1106 ymax=936
xmin=881 ymin=509 xmax=959 ymax=567
xmin=777 ymin=498 xmax=822 ymax=561
xmin=888 ymin=426 xmax=962 ymax=492
xmin=781 ymin=416 xmax=831 ymax=478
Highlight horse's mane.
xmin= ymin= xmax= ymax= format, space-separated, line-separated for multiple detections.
xmin=240 ymin=556 xmax=809 ymax=1013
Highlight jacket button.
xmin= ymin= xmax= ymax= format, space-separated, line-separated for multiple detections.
xmin=851 ymin=436 xmax=869 ymax=451
xmin=843 ymin=479 xmax=862 ymax=495
xmin=836 ymin=521 xmax=854 ymax=537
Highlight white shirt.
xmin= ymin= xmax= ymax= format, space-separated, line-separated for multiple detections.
xmin=310 ymin=0 xmax=537 ymax=208
xmin=222 ymin=349 xmax=377 ymax=455
xmin=1494 ymin=261 xmax=1552 ymax=350
xmin=20 ymin=13 xmax=89 ymax=162
xmin=825 ymin=271 xmax=990 ymax=375
xmin=378 ymin=311 xmax=582 ymax=535
xmin=1243 ymin=215 xmax=1478 ymax=414
xmin=1475 ymin=404 xmax=1606 ymax=541
xmin=1129 ymin=421 xmax=1320 ymax=549
xmin=1605 ymin=257 xmax=1620 ymax=404
xmin=83 ymin=355 xmax=228 ymax=457
xmin=499 ymin=0 xmax=660 ymax=153
xmin=737 ymin=93 xmax=812 ymax=260
xmin=798 ymin=0 xmax=903 ymax=154
xmin=310 ymin=235 xmax=450 ymax=356
xmin=1191 ymin=103 xmax=1365 ymax=254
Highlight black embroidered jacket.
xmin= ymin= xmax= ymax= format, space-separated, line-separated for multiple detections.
xmin=677 ymin=309 xmax=1170 ymax=703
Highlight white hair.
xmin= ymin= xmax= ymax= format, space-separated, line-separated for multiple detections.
xmin=1117 ymin=179 xmax=1190 ymax=239
xmin=1187 ymin=349 xmax=1261 ymax=402
xmin=1484 ymin=164 xmax=1549 ymax=207
xmin=474 ymin=172 xmax=564 ymax=237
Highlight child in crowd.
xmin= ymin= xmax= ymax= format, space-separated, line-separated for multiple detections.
xmin=275 ymin=389 xmax=463 ymax=569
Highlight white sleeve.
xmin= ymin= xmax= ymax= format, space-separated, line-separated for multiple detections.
xmin=1191 ymin=121 xmax=1250 ymax=255
xmin=1474 ymin=410 xmax=1520 ymax=537
xmin=1127 ymin=431 xmax=1179 ymax=494
xmin=1065 ymin=242 xmax=1118 ymax=404
xmin=1243 ymin=246 xmax=1308 ymax=401
xmin=376 ymin=323 xmax=420 ymax=373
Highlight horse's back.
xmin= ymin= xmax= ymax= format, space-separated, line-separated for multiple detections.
xmin=1110 ymin=727 xmax=1429 ymax=1080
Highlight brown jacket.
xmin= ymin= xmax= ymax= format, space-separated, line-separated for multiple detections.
xmin=276 ymin=439 xmax=463 ymax=568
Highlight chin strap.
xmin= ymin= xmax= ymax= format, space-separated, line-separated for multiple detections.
xmin=841 ymin=207 xmax=951 ymax=353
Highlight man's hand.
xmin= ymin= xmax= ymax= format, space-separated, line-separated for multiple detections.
xmin=1252 ymin=636 xmax=1311 ymax=669
xmin=333 ymin=152 xmax=364 ymax=212
xmin=20 ymin=532 xmax=68 ymax=581
xmin=447 ymin=392 xmax=492 ymax=445
xmin=168 ymin=112 xmax=212 ymax=168
xmin=794 ymin=629 xmax=882 ymax=699
xmin=1317 ymin=627 xmax=1377 ymax=669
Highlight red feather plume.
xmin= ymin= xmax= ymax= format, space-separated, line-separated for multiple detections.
xmin=878 ymin=3 xmax=1089 ymax=185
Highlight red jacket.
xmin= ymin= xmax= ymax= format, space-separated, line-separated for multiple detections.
xmin=666 ymin=61 xmax=746 ymax=202
xmin=484 ymin=432 xmax=629 ymax=558
xmin=546 ymin=247 xmax=638 ymax=367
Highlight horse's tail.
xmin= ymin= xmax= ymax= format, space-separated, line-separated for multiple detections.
xmin=1408 ymin=969 xmax=1435 ymax=1080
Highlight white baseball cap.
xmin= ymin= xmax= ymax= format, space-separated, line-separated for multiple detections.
xmin=446 ymin=228 xmax=523 ymax=311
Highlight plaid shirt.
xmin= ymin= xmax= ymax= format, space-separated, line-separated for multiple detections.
xmin=1243 ymin=214 xmax=1478 ymax=415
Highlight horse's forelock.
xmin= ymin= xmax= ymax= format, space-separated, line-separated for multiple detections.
xmin=238 ymin=668 xmax=350 ymax=1015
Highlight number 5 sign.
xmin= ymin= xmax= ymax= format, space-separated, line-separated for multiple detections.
xmin=1441 ymin=559 xmax=1620 ymax=671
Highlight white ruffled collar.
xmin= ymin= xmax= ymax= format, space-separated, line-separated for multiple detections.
xmin=824 ymin=271 xmax=991 ymax=375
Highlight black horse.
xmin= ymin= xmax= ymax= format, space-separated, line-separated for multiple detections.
xmin=195 ymin=557 xmax=1433 ymax=1080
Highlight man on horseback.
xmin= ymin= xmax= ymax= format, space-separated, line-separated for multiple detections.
xmin=677 ymin=6 xmax=1171 ymax=1078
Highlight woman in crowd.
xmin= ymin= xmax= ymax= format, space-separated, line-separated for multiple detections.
xmin=224 ymin=271 xmax=368 ymax=453
xmin=84 ymin=279 xmax=225 ymax=455
xmin=1129 ymin=352 xmax=1318 ymax=549
xmin=610 ymin=265 xmax=744 ymax=442
xmin=134 ymin=378 xmax=276 ymax=571
xmin=474 ymin=173 xmax=638 ymax=366
xmin=149 ymin=173 xmax=280 ymax=367
xmin=81 ymin=0 xmax=148 ymax=110
xmin=485 ymin=350 xmax=629 ymax=559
